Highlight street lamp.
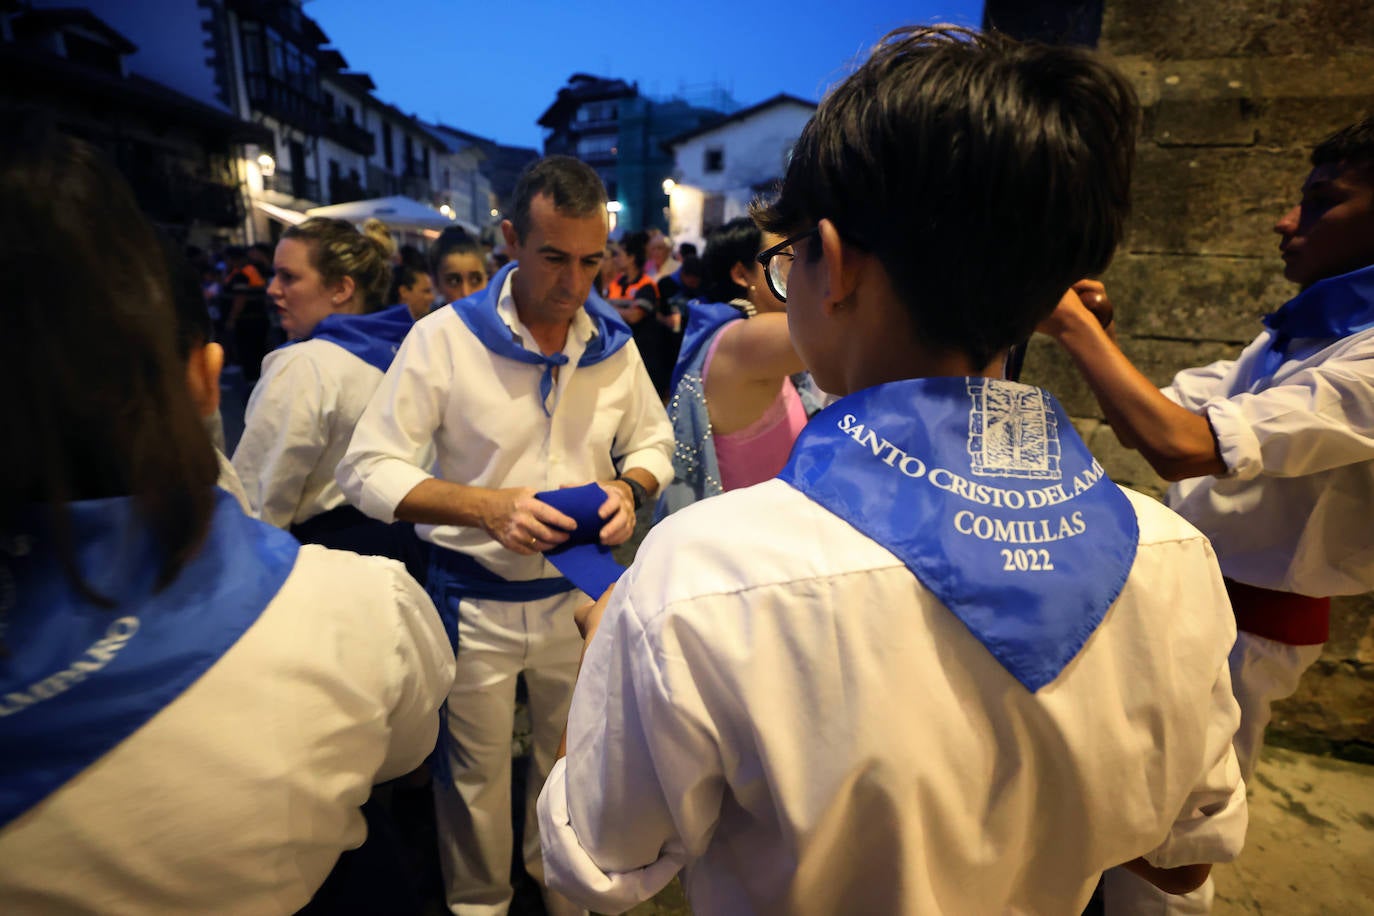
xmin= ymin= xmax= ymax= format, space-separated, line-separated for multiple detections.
xmin=439 ymin=204 xmax=454 ymax=218
xmin=662 ymin=178 xmax=675 ymax=195
xmin=256 ymin=152 xmax=276 ymax=177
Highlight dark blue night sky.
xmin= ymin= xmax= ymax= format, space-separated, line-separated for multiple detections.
xmin=307 ymin=0 xmax=985 ymax=149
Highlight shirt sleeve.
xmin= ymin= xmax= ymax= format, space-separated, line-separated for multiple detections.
xmin=376 ymin=560 xmax=455 ymax=782
xmin=1200 ymin=353 xmax=1374 ymax=482
xmin=611 ymin=345 xmax=674 ymax=490
xmin=337 ymin=323 xmax=451 ymax=523
xmin=537 ymin=586 xmax=723 ymax=913
xmin=232 ymin=349 xmax=330 ymax=528
xmin=1143 ymin=646 xmax=1249 ymax=869
xmin=1161 ymin=359 xmax=1237 ymax=411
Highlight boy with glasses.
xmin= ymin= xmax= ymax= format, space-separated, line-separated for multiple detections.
xmin=538 ymin=26 xmax=1247 ymax=915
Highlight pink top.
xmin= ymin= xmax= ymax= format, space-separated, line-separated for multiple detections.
xmin=703 ymin=329 xmax=809 ymax=492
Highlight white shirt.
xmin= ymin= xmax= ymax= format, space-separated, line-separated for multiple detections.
xmin=1163 ymin=325 xmax=1374 ymax=596
xmin=233 ymin=339 xmax=386 ymax=528
xmin=215 ymin=447 xmax=254 ymax=516
xmin=539 ymin=480 xmax=1247 ymax=916
xmin=0 ymin=547 xmax=454 ymax=915
xmin=337 ymin=270 xmax=673 ymax=581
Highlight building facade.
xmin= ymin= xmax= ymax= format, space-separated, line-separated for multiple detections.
xmin=0 ymin=3 xmax=271 ymax=247
xmin=664 ymin=93 xmax=815 ymax=250
xmin=539 ymin=73 xmax=733 ymax=233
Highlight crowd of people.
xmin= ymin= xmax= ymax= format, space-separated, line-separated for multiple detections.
xmin=4 ymin=21 xmax=1374 ymax=916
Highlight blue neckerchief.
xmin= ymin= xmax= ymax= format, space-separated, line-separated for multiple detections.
xmin=1252 ymin=264 xmax=1374 ymax=384
xmin=0 ymin=491 xmax=299 ymax=828
xmin=777 ymin=378 xmax=1139 ymax=691
xmin=451 ymin=261 xmax=632 ymax=416
xmin=298 ymin=303 xmax=414 ymax=372
xmin=668 ymin=300 xmax=745 ymax=394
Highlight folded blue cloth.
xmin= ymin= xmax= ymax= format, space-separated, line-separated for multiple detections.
xmin=535 ymin=483 xmax=627 ymax=599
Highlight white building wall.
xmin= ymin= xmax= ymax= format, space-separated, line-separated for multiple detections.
xmin=669 ymin=101 xmax=814 ymax=244
xmin=672 ymin=102 xmax=814 ymax=193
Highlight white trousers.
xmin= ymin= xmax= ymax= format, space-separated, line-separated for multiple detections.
xmin=433 ymin=591 xmax=587 ymax=916
xmin=1103 ymin=632 xmax=1324 ymax=915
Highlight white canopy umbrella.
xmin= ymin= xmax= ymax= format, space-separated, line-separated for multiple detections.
xmin=306 ymin=195 xmax=477 ymax=234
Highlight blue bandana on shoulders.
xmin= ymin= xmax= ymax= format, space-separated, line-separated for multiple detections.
xmin=1251 ymin=264 xmax=1374 ymax=385
xmin=300 ymin=303 xmax=414 ymax=372
xmin=669 ymin=300 xmax=745 ymax=395
xmin=0 ymin=491 xmax=299 ymax=828
xmin=777 ymin=377 xmax=1139 ymax=691
xmin=451 ymin=262 xmax=632 ymax=415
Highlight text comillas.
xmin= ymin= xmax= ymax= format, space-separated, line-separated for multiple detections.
xmin=837 ymin=413 xmax=1106 ymax=564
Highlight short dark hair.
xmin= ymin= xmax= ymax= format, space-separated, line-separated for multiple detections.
xmin=0 ymin=114 xmax=217 ymax=599
xmin=620 ymin=230 xmax=649 ymax=272
xmin=679 ymin=254 xmax=703 ymax=280
xmin=430 ymin=225 xmax=483 ymax=275
xmin=702 ymin=217 xmax=762 ymax=303
xmin=390 ymin=261 xmax=428 ymax=303
xmin=509 ymin=155 xmax=606 ymax=241
xmin=679 ymin=242 xmax=699 ymax=260
xmin=754 ymin=25 xmax=1139 ymax=367
xmin=1312 ymin=115 xmax=1374 ymax=176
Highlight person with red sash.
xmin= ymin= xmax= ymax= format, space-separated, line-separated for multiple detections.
xmin=1039 ymin=115 xmax=1374 ymax=914
xmin=0 ymin=117 xmax=453 ymax=915
xmin=538 ymin=27 xmax=1246 ymax=915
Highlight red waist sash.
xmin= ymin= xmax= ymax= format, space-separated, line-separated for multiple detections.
xmin=1224 ymin=578 xmax=1329 ymax=646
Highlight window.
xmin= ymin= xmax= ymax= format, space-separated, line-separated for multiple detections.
xmin=266 ymin=28 xmax=284 ymax=78
xmin=285 ymin=45 xmax=302 ymax=90
xmin=404 ymin=135 xmax=415 ymax=175
xmin=323 ymin=91 xmax=335 ymax=115
xmin=240 ymin=22 xmax=263 ymax=74
xmin=704 ymin=148 xmax=724 ymax=173
xmin=382 ymin=122 xmax=394 ymax=169
xmin=422 ymin=146 xmax=431 ymax=179
xmin=343 ymin=103 xmax=355 ymax=124
xmin=577 ymin=134 xmax=617 ymax=157
xmin=301 ymin=55 xmax=317 ymax=100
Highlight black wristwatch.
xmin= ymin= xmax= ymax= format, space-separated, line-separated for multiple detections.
xmin=615 ymin=474 xmax=648 ymax=511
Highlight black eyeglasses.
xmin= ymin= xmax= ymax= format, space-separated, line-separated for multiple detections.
xmin=755 ymin=226 xmax=818 ymax=302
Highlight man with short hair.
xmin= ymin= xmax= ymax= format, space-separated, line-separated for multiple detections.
xmin=1040 ymin=115 xmax=1374 ymax=913
xmin=538 ymin=27 xmax=1245 ymax=916
xmin=338 ymin=155 xmax=673 ymax=916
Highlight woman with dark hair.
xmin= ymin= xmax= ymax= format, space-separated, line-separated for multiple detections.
xmin=233 ymin=217 xmax=423 ymax=571
xmin=0 ymin=118 xmax=451 ymax=913
xmin=656 ymin=216 xmax=820 ymax=517
xmin=430 ymin=226 xmax=489 ymax=305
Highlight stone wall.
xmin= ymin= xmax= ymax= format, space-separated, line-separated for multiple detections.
xmin=1014 ymin=0 xmax=1374 ymax=758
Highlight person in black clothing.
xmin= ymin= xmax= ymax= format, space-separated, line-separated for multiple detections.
xmin=608 ymin=230 xmax=673 ymax=397
xmin=221 ymin=245 xmax=270 ymax=381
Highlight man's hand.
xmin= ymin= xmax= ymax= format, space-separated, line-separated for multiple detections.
xmin=479 ymin=486 xmax=576 ymax=555
xmin=596 ymin=480 xmax=636 ymax=546
xmin=1040 ymin=279 xmax=1116 ymax=342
